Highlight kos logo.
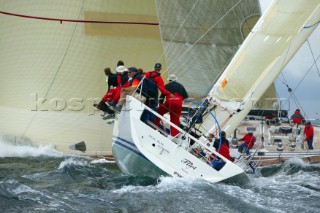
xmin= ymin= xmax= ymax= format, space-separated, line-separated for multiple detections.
xmin=30 ymin=93 xmax=100 ymax=114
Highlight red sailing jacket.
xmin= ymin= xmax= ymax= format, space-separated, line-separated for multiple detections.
xmin=304 ymin=125 xmax=314 ymax=141
xmin=239 ymin=134 xmax=256 ymax=147
xmin=209 ymin=142 xmax=231 ymax=161
xmin=291 ymin=110 xmax=304 ymax=125
xmin=218 ymin=143 xmax=232 ymax=161
xmin=145 ymin=71 xmax=171 ymax=96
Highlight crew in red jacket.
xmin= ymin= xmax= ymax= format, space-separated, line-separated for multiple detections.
xmin=141 ymin=63 xmax=173 ymax=123
xmin=304 ymin=121 xmax=314 ymax=150
xmin=238 ymin=131 xmax=256 ymax=155
xmin=155 ymin=74 xmax=188 ymax=136
xmin=291 ymin=109 xmax=305 ymax=125
xmin=212 ymin=131 xmax=232 ymax=161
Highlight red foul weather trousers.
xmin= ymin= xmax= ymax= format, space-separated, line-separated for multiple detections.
xmin=155 ymin=95 xmax=183 ymax=136
xmin=102 ymin=88 xmax=117 ymax=102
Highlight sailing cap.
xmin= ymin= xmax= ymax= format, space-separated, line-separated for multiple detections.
xmin=168 ymin=74 xmax=177 ymax=81
xmin=116 ymin=65 xmax=128 ymax=73
xmin=129 ymin=67 xmax=138 ymax=73
xmin=154 ymin=63 xmax=162 ymax=68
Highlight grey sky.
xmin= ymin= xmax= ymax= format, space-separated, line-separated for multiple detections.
xmin=260 ymin=0 xmax=320 ymax=119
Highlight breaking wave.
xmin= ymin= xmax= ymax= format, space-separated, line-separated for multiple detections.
xmin=0 ymin=136 xmax=63 ymax=158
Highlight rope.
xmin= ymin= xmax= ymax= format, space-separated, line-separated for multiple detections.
xmin=0 ymin=11 xmax=159 ymax=25
xmin=303 ymin=20 xmax=320 ymax=29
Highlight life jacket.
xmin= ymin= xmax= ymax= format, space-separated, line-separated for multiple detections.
xmin=131 ymin=73 xmax=148 ymax=97
xmin=144 ymin=71 xmax=160 ymax=99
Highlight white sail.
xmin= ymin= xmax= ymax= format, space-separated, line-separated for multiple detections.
xmin=201 ymin=0 xmax=320 ymax=136
xmin=0 ymin=0 xmax=166 ymax=156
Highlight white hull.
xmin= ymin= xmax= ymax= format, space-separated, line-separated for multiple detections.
xmin=112 ymin=136 xmax=167 ymax=178
xmin=112 ymin=97 xmax=246 ymax=183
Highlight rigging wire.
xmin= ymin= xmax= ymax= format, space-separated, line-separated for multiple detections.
xmin=275 ymin=21 xmax=320 ymax=117
xmin=164 ymin=0 xmax=243 ymax=74
xmin=289 ymin=53 xmax=320 ymax=96
xmin=18 ymin=0 xmax=86 ymax=143
xmin=306 ymin=39 xmax=320 ymax=77
xmin=156 ymin=0 xmax=200 ymax=63
xmin=278 ymin=53 xmax=320 ymax=120
xmin=282 ymin=38 xmax=320 ymax=120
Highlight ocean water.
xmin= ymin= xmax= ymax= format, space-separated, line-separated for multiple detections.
xmin=1 ymin=141 xmax=320 ymax=213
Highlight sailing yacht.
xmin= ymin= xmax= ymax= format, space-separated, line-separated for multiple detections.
xmin=112 ymin=0 xmax=320 ymax=183
xmin=1 ymin=0 xmax=319 ymax=174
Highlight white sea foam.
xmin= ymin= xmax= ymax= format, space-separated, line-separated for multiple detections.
xmin=90 ymin=158 xmax=115 ymax=164
xmin=113 ymin=176 xmax=199 ymax=194
xmin=58 ymin=158 xmax=90 ymax=169
xmin=3 ymin=179 xmax=43 ymax=198
xmin=12 ymin=184 xmax=39 ymax=195
xmin=0 ymin=136 xmax=63 ymax=158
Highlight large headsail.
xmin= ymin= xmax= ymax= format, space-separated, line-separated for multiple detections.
xmin=156 ymin=0 xmax=261 ymax=97
xmin=0 ymin=0 xmax=165 ymax=155
xmin=200 ymin=0 xmax=320 ymax=136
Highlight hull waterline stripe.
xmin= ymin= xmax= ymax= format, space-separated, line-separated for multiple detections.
xmin=113 ymin=135 xmax=137 ymax=148
xmin=114 ymin=140 xmax=149 ymax=161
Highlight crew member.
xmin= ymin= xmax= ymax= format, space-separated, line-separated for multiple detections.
xmin=238 ymin=131 xmax=256 ymax=155
xmin=304 ymin=121 xmax=314 ymax=150
xmin=291 ymin=109 xmax=305 ymax=125
xmin=111 ymin=67 xmax=147 ymax=112
xmin=212 ymin=131 xmax=232 ymax=161
xmin=141 ymin=63 xmax=173 ymax=123
xmin=155 ymin=74 xmax=188 ymax=136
